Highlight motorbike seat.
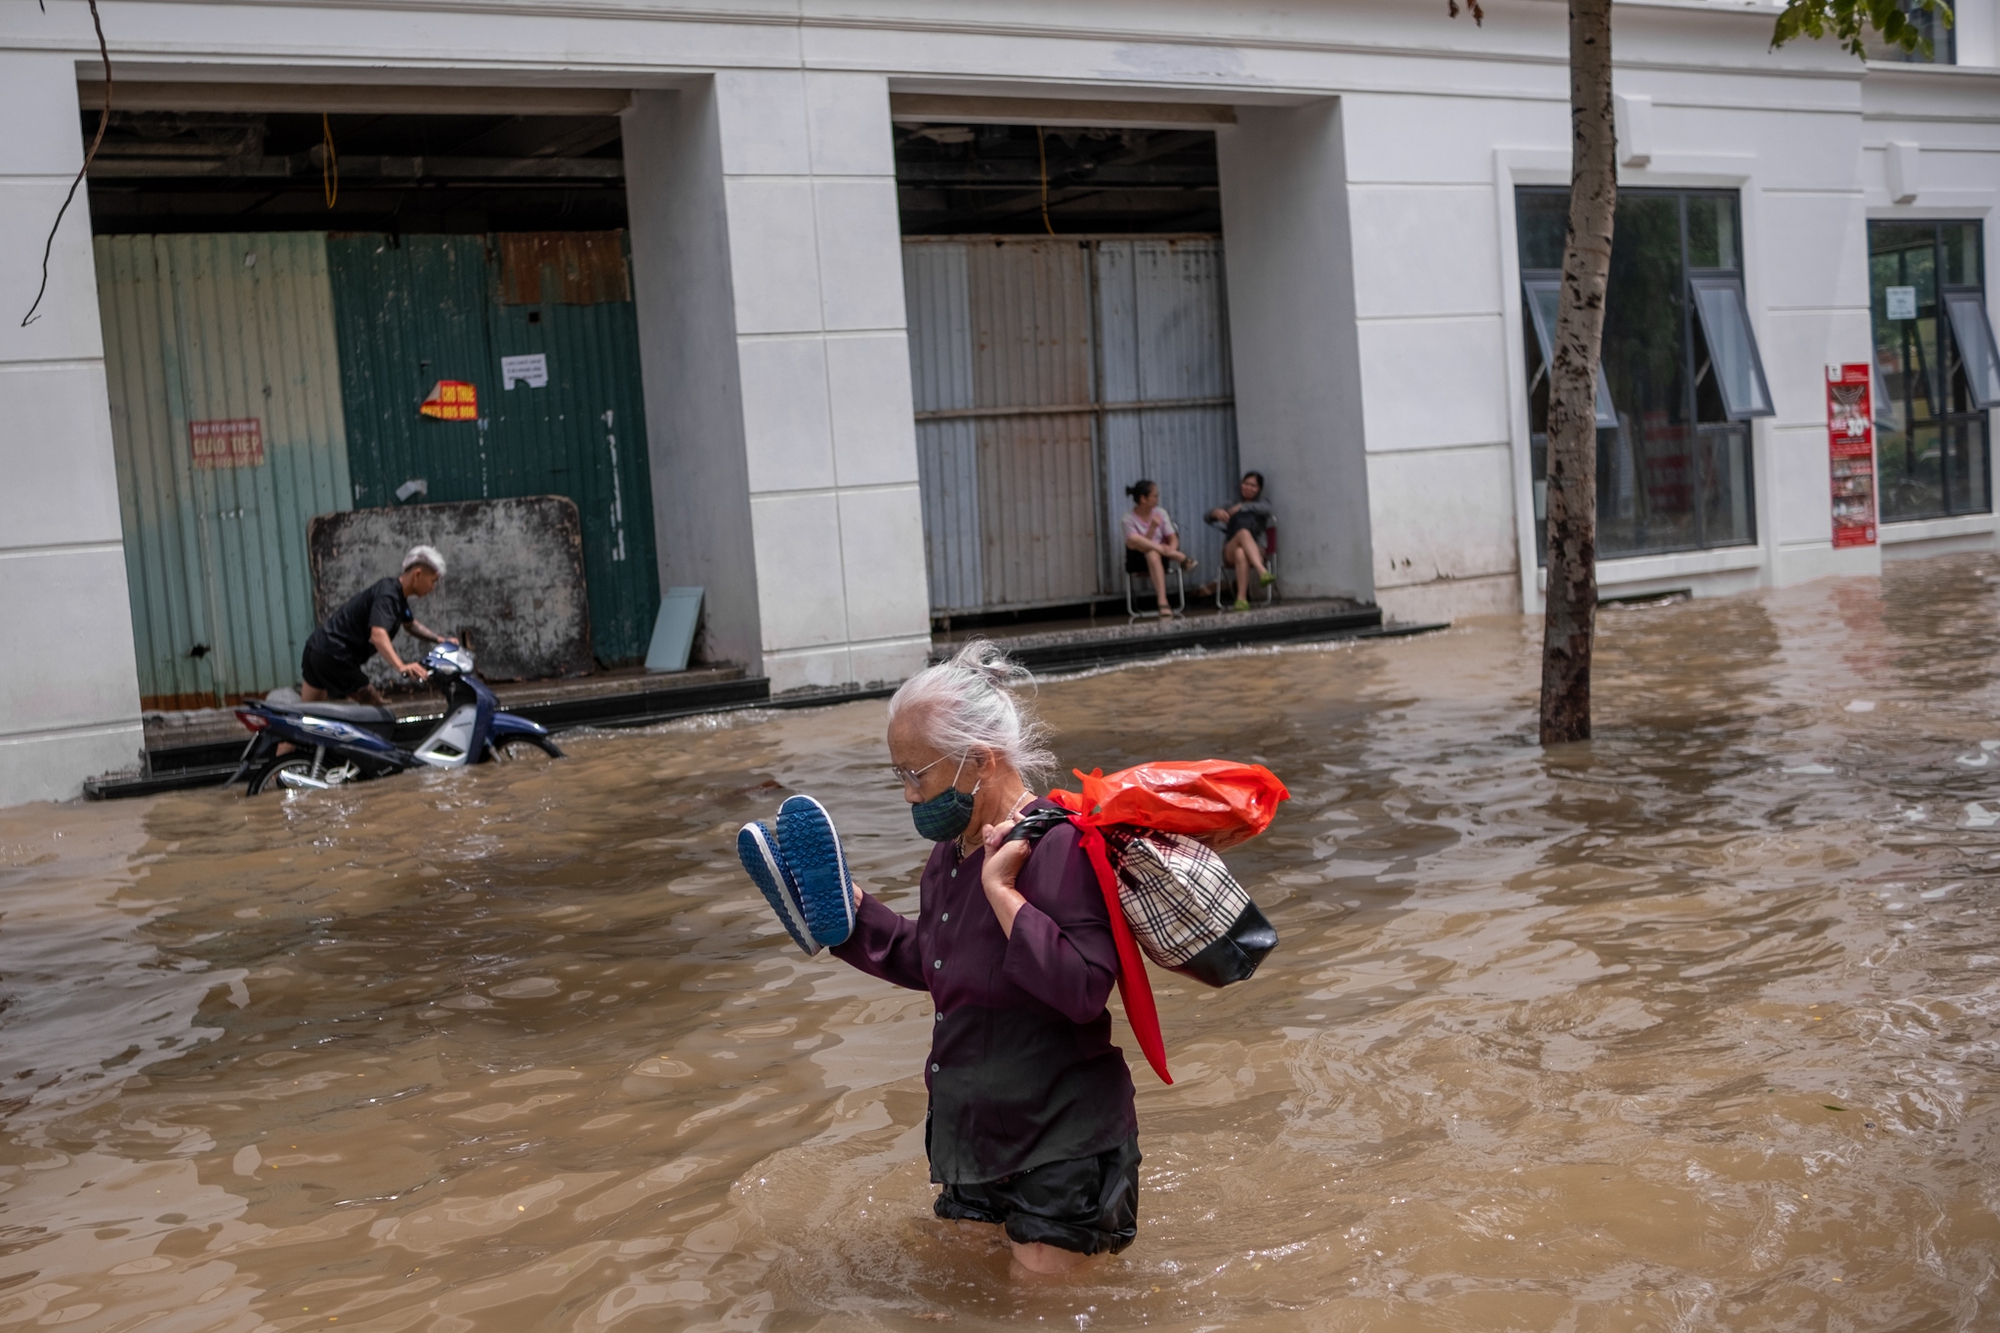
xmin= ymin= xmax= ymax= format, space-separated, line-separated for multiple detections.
xmin=262 ymin=698 xmax=398 ymax=736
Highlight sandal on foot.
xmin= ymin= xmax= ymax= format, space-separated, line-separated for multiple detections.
xmin=736 ymin=820 xmax=818 ymax=955
xmin=1259 ymin=571 xmax=1276 ymax=586
xmin=776 ymin=794 xmax=858 ymax=947
xmin=1232 ymin=598 xmax=1251 ymax=612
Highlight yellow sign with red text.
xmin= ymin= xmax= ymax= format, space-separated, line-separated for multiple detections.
xmin=420 ymin=380 xmax=477 ymax=421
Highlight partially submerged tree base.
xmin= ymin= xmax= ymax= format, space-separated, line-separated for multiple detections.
xmin=1539 ymin=0 xmax=1615 ymax=747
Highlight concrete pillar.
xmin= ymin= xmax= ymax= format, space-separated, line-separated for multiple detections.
xmin=0 ymin=45 xmax=144 ymax=805
xmin=625 ymin=73 xmax=931 ymax=694
xmin=1216 ymin=100 xmax=1376 ymax=607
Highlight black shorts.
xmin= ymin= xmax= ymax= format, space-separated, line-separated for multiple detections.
xmin=1224 ymin=514 xmax=1265 ymax=542
xmin=300 ymin=642 xmax=370 ymax=698
xmin=934 ymin=1136 xmax=1140 ymax=1255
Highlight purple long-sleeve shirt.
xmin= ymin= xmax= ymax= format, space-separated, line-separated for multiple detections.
xmin=832 ymin=798 xmax=1137 ymax=1184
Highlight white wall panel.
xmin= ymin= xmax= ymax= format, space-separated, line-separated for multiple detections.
xmin=1348 ymin=184 xmax=1503 ymax=320
xmin=1358 ymin=315 xmax=1511 ymax=452
xmin=1753 ymin=191 xmax=1870 ymax=312
xmin=1342 ymin=94 xmax=1567 ymax=186
xmin=0 ymin=180 xmax=103 ymax=366
xmin=805 ymin=72 xmax=897 ymax=175
xmin=814 ymin=180 xmax=909 ymax=331
xmin=0 ymin=548 xmax=143 ymax=735
xmin=1757 ymin=308 xmax=1875 ymax=427
xmin=1769 ymin=425 xmax=1834 ymax=546
xmin=739 ymin=338 xmax=836 ymax=492
xmin=714 ymin=70 xmax=812 ymax=176
xmin=1367 ymin=445 xmax=1518 ymax=589
xmin=0 ymin=362 xmax=124 ymax=549
xmin=751 ymin=491 xmax=850 ymax=651
xmin=826 ymin=333 xmax=921 ymax=488
xmin=838 ymin=486 xmax=932 ymax=641
xmin=725 ymin=179 xmax=825 ymax=335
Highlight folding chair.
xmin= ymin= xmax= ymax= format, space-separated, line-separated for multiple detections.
xmin=1123 ymin=547 xmax=1184 ymax=620
xmin=1214 ymin=519 xmax=1279 ymax=610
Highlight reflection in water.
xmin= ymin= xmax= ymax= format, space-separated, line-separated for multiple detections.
xmin=3 ymin=555 xmax=1999 ymax=1329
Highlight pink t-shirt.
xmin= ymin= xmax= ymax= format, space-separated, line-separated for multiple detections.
xmin=1122 ymin=506 xmax=1175 ymax=545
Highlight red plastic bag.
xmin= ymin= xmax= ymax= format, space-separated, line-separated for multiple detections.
xmin=1051 ymin=760 xmax=1289 ymax=850
xmin=1043 ymin=759 xmax=1289 ymax=1085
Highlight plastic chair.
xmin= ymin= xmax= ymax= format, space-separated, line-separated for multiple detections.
xmin=1123 ymin=547 xmax=1184 ymax=620
xmin=1213 ymin=519 xmax=1278 ymax=609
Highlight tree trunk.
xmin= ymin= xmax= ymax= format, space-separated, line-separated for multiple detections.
xmin=1542 ymin=0 xmax=1615 ymax=746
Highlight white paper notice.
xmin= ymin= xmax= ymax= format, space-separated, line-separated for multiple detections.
xmin=501 ymin=353 xmax=549 ymax=389
xmin=1886 ymin=286 xmax=1917 ymax=321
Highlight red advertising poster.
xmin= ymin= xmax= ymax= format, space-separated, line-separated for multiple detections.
xmin=1826 ymin=362 xmax=1877 ymax=549
xmin=189 ymin=418 xmax=264 ymax=469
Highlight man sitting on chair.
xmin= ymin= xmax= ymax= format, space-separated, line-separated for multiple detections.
xmin=300 ymin=545 xmax=456 ymax=704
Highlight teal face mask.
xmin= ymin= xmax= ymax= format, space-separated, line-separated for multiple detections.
xmin=911 ymin=758 xmax=979 ymax=843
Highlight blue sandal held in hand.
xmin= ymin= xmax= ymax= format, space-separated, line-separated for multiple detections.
xmin=775 ymin=794 xmax=858 ymax=947
xmin=736 ymin=820 xmax=818 ymax=956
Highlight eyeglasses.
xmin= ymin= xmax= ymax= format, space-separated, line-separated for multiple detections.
xmin=889 ymin=753 xmax=963 ymax=791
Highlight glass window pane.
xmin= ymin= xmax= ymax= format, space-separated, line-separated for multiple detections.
xmin=1945 ymin=418 xmax=1990 ymax=515
xmin=1943 ymin=221 xmax=1982 ymax=288
xmin=1686 ymin=196 xmax=1738 ymax=270
xmin=1690 ymin=279 xmax=1775 ymax=418
xmin=1523 ymin=277 xmax=1618 ymax=427
xmin=1518 ymin=191 xmax=1569 ymax=272
xmin=1698 ymin=426 xmax=1756 ymax=546
xmin=1944 ymin=291 xmax=2000 ymax=409
xmin=1882 ymin=424 xmax=1947 ymax=520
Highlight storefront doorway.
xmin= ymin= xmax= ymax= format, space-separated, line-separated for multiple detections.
xmin=896 ymin=123 xmax=1238 ymax=620
xmin=85 ymin=102 xmax=658 ymax=707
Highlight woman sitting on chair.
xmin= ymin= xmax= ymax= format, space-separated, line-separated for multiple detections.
xmin=1123 ymin=479 xmax=1195 ymax=617
xmin=1207 ymin=471 xmax=1275 ymax=611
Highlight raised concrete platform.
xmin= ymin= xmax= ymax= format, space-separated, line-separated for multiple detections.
xmin=932 ymin=598 xmax=1440 ymax=674
xmin=86 ymin=601 xmax=1446 ymax=799
xmin=89 ymin=664 xmax=764 ymax=800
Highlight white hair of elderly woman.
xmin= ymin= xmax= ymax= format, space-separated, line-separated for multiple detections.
xmin=402 ymin=544 xmax=447 ymax=577
xmin=888 ymin=639 xmax=1057 ymax=787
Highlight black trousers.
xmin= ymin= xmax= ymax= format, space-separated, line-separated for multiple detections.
xmin=933 ymin=1136 xmax=1140 ymax=1255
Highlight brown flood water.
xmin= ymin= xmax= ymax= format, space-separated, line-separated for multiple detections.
xmin=4 ymin=554 xmax=1999 ymax=1331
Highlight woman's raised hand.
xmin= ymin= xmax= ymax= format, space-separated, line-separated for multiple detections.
xmin=979 ymin=822 xmax=1031 ymax=938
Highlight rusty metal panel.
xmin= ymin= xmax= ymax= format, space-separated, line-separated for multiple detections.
xmin=496 ymin=232 xmax=632 ymax=306
xmin=902 ymin=241 xmax=982 ymax=614
xmin=1097 ymin=239 xmax=1238 ymax=580
xmin=96 ymin=231 xmax=351 ymax=709
xmin=902 ymin=235 xmax=1235 ymax=615
xmin=308 ymin=497 xmax=593 ymax=683
xmin=967 ymin=239 xmax=1100 ymax=609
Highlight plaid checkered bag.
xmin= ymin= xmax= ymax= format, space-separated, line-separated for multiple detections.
xmin=1101 ymin=827 xmax=1278 ymax=988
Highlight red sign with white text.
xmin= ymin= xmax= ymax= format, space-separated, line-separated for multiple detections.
xmin=1826 ymin=363 xmax=1877 ymax=549
xmin=189 ymin=418 xmax=264 ymax=469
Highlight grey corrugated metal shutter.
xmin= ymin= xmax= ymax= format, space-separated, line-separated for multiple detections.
xmin=904 ymin=236 xmax=1238 ymax=617
xmin=1096 ymin=239 xmax=1239 ymax=585
xmin=96 ymin=233 xmax=352 ymax=708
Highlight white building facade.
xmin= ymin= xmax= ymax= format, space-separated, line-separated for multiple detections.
xmin=3 ymin=0 xmax=1998 ymax=805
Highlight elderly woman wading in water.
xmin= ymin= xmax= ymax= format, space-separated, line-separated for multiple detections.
xmin=832 ymin=641 xmax=1140 ymax=1273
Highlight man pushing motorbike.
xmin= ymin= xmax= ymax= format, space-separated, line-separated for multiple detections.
xmin=300 ymin=545 xmax=456 ymax=704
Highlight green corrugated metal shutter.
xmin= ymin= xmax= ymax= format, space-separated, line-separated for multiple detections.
xmin=328 ymin=233 xmax=660 ymax=665
xmin=97 ymin=232 xmax=351 ymax=709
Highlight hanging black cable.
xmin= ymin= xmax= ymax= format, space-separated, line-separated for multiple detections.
xmin=22 ymin=0 xmax=110 ymax=327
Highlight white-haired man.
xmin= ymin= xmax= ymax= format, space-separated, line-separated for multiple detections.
xmin=299 ymin=545 xmax=456 ymax=705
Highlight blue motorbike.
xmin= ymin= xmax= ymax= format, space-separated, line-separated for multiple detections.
xmin=229 ymin=644 xmax=562 ymax=795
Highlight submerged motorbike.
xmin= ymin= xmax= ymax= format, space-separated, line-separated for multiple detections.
xmin=229 ymin=644 xmax=562 ymax=795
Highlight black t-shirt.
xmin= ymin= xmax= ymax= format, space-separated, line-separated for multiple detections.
xmin=306 ymin=576 xmax=412 ymax=666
